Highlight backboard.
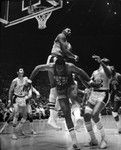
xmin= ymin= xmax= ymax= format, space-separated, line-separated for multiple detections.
xmin=0 ymin=0 xmax=63 ymax=28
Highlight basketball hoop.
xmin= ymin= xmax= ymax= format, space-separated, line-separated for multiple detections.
xmin=28 ymin=5 xmax=52 ymax=29
xmin=35 ymin=11 xmax=52 ymax=29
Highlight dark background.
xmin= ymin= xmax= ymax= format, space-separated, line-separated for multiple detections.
xmin=0 ymin=0 xmax=121 ymax=77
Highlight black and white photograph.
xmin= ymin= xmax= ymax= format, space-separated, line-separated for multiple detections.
xmin=0 ymin=0 xmax=121 ymax=150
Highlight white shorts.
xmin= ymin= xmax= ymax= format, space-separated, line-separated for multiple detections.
xmin=88 ymin=91 xmax=106 ymax=105
xmin=16 ymin=97 xmax=26 ymax=107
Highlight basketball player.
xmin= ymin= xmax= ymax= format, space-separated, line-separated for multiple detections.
xmin=83 ymin=55 xmax=112 ymax=149
xmin=109 ymin=66 xmax=121 ymax=134
xmin=46 ymin=28 xmax=79 ymax=130
xmin=8 ymin=68 xmax=32 ymax=140
xmin=25 ymin=57 xmax=101 ymax=149
xmin=0 ymin=86 xmax=40 ymax=135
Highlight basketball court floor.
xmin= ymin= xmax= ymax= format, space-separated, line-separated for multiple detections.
xmin=0 ymin=115 xmax=121 ymax=150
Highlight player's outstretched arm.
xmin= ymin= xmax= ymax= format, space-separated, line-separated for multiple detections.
xmin=29 ymin=63 xmax=53 ymax=81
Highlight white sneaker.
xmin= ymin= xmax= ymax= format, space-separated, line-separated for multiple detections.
xmin=16 ymin=125 xmax=25 ymax=135
xmin=48 ymin=118 xmax=62 ymax=130
xmin=20 ymin=129 xmax=25 ymax=135
xmin=31 ymin=130 xmax=37 ymax=135
xmin=17 ymin=127 xmax=25 ymax=136
xmin=100 ymin=137 xmax=107 ymax=149
xmin=11 ymin=134 xmax=18 ymax=140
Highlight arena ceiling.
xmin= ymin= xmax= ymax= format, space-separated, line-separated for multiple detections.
xmin=0 ymin=0 xmax=121 ymax=36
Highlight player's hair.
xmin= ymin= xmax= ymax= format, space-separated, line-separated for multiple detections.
xmin=62 ymin=28 xmax=71 ymax=33
xmin=55 ymin=57 xmax=65 ymax=66
xmin=110 ymin=66 xmax=116 ymax=76
xmin=17 ymin=68 xmax=24 ymax=74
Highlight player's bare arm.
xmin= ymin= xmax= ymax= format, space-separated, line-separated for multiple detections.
xmin=58 ymin=34 xmax=77 ymax=60
xmin=68 ymin=63 xmax=90 ymax=82
xmin=8 ymin=80 xmax=16 ymax=102
xmin=29 ymin=63 xmax=54 ymax=81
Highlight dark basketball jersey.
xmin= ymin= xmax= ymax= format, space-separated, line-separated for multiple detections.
xmin=53 ymin=65 xmax=74 ymax=94
xmin=110 ymin=73 xmax=121 ymax=97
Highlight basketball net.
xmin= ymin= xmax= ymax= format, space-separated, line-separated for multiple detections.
xmin=28 ymin=5 xmax=52 ymax=29
xmin=35 ymin=11 xmax=52 ymax=29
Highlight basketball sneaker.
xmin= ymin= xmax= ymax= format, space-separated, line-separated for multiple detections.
xmin=31 ymin=130 xmax=37 ymax=135
xmin=99 ymin=137 xmax=107 ymax=149
xmin=84 ymin=139 xmax=98 ymax=147
xmin=72 ymin=144 xmax=81 ymax=150
xmin=11 ymin=134 xmax=18 ymax=140
xmin=48 ymin=117 xmax=62 ymax=130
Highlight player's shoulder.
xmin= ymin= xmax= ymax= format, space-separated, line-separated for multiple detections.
xmin=116 ymin=72 xmax=121 ymax=77
xmin=24 ymin=76 xmax=28 ymax=79
xmin=12 ymin=77 xmax=18 ymax=85
xmin=12 ymin=77 xmax=18 ymax=82
xmin=47 ymin=62 xmax=55 ymax=68
xmin=57 ymin=32 xmax=65 ymax=39
xmin=66 ymin=62 xmax=75 ymax=71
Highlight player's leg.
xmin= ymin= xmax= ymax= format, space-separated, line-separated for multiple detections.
xmin=58 ymin=97 xmax=80 ymax=149
xmin=84 ymin=102 xmax=98 ymax=146
xmin=68 ymin=84 xmax=83 ymax=129
xmin=92 ymin=92 xmax=109 ymax=149
xmin=47 ymin=64 xmax=61 ymax=129
xmin=16 ymin=106 xmax=27 ymax=136
xmin=47 ymin=55 xmax=61 ymax=129
xmin=27 ymin=104 xmax=36 ymax=134
xmin=112 ymin=99 xmax=121 ymax=134
xmin=11 ymin=104 xmax=19 ymax=140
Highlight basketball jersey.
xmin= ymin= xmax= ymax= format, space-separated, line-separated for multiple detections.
xmin=110 ymin=73 xmax=121 ymax=96
xmin=53 ymin=65 xmax=74 ymax=94
xmin=92 ymin=66 xmax=111 ymax=90
xmin=51 ymin=35 xmax=71 ymax=57
xmin=13 ymin=77 xmax=28 ymax=97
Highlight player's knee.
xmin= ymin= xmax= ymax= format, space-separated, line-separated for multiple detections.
xmin=28 ymin=114 xmax=33 ymax=122
xmin=92 ymin=111 xmax=100 ymax=122
xmin=14 ymin=112 xmax=19 ymax=118
xmin=21 ymin=118 xmax=26 ymax=124
xmin=84 ymin=113 xmax=91 ymax=122
xmin=13 ymin=117 xmax=18 ymax=127
xmin=22 ymin=112 xmax=27 ymax=120
xmin=71 ymin=103 xmax=80 ymax=114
